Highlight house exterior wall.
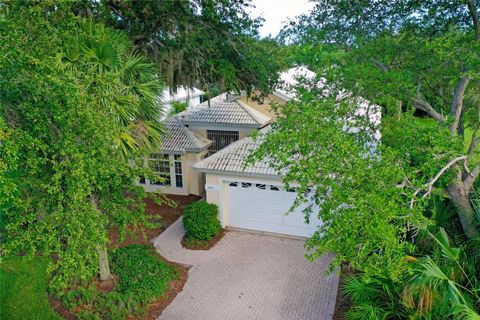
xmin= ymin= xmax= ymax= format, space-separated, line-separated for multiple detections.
xmin=141 ymin=150 xmax=208 ymax=196
xmin=204 ymin=173 xmax=284 ymax=227
xmin=239 ymin=93 xmax=287 ymax=120
xmin=185 ymin=150 xmax=209 ymax=195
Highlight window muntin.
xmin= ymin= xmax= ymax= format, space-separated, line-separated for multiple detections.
xmin=207 ymin=130 xmax=239 ymax=155
xmin=174 ymin=155 xmax=183 ymax=188
xmin=148 ymin=154 xmax=170 ymax=186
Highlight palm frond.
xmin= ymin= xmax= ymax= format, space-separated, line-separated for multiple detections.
xmin=341 ymin=274 xmax=382 ymax=304
xmin=345 ymin=303 xmax=390 ymax=320
xmin=451 ymin=304 xmax=480 ymax=320
xmin=429 ymin=227 xmax=461 ymax=262
xmin=409 ymin=257 xmax=466 ymax=307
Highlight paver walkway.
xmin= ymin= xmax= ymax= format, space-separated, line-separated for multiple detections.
xmin=154 ymin=218 xmax=339 ymax=320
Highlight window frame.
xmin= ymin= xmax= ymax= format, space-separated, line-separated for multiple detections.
xmin=174 ymin=154 xmax=183 ymax=188
xmin=144 ymin=153 xmax=184 ymax=189
xmin=206 ymin=130 xmax=239 ymax=155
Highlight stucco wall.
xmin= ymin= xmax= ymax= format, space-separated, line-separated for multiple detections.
xmin=239 ymin=92 xmax=288 ymax=120
xmin=185 ymin=150 xmax=208 ymax=195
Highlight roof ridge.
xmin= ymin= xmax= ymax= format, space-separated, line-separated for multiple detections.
xmin=193 ymin=135 xmax=252 ymax=169
xmin=235 ymin=99 xmax=271 ymax=125
xmin=181 ymin=122 xmax=212 ymax=148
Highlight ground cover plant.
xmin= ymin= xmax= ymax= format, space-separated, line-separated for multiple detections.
xmin=58 ymin=245 xmax=178 ymax=320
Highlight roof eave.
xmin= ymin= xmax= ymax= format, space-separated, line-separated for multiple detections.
xmin=192 ymin=167 xmax=282 ymax=179
xmin=272 ymin=90 xmax=292 ymax=102
xmin=182 ymin=121 xmax=265 ymax=129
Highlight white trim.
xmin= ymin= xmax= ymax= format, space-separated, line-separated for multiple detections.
xmin=141 ymin=154 xmax=188 ymax=195
xmin=272 ymin=90 xmax=291 ymax=102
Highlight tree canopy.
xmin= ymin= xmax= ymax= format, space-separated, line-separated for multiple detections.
xmin=250 ymin=0 xmax=480 ymax=317
xmin=74 ymin=0 xmax=282 ymax=97
xmin=0 ymin=2 xmax=162 ymax=290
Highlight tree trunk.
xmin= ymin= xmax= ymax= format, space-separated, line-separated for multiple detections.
xmin=89 ymin=194 xmax=114 ymax=281
xmin=447 ymin=181 xmax=479 ymax=239
xmin=467 ymin=0 xmax=480 ymax=40
xmin=449 ymin=76 xmax=470 ymax=135
xmin=97 ymin=245 xmax=113 ymax=281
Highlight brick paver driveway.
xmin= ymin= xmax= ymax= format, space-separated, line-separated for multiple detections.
xmin=154 ymin=218 xmax=339 ymax=320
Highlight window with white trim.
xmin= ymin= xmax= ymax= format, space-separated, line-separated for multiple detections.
xmin=174 ymin=155 xmax=183 ymax=188
xmin=148 ymin=154 xmax=171 ymax=186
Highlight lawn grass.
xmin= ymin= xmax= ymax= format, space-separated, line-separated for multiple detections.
xmin=0 ymin=255 xmax=61 ymax=320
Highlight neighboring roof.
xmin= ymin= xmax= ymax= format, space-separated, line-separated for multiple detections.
xmin=161 ymin=116 xmax=212 ymax=153
xmin=160 ymin=87 xmax=204 ymax=104
xmin=193 ymin=127 xmax=279 ymax=178
xmin=274 ymin=66 xmax=318 ymax=101
xmin=179 ymin=93 xmax=271 ymax=127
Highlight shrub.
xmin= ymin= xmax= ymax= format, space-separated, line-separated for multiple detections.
xmin=111 ymin=245 xmax=179 ymax=303
xmin=182 ymin=201 xmax=221 ymax=240
xmin=58 ymin=245 xmax=178 ymax=320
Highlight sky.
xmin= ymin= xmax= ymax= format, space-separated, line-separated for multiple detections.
xmin=249 ymin=0 xmax=315 ymax=38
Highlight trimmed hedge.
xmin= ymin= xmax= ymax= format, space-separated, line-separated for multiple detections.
xmin=182 ymin=201 xmax=221 ymax=240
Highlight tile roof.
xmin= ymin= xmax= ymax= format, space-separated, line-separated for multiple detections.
xmin=161 ymin=116 xmax=212 ymax=153
xmin=179 ymin=93 xmax=271 ymax=127
xmin=193 ymin=127 xmax=280 ymax=177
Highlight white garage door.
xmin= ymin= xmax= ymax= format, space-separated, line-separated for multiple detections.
xmin=225 ymin=181 xmax=321 ymax=237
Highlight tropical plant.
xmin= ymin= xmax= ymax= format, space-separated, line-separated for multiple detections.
xmin=169 ymin=101 xmax=188 ymax=116
xmin=72 ymin=0 xmax=281 ymax=97
xmin=0 ymin=2 xmax=165 ymax=290
xmin=343 ymin=226 xmax=480 ymax=319
xmin=56 ymin=19 xmax=166 ymax=159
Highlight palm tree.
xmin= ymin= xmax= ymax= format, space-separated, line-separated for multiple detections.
xmin=343 ymin=226 xmax=480 ymax=319
xmin=56 ymin=19 xmax=165 ymax=280
xmin=57 ymin=19 xmax=165 ymax=159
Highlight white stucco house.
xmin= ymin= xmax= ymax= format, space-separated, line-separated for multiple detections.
xmin=141 ymin=67 xmax=379 ymax=238
xmin=160 ymin=86 xmax=205 ymax=117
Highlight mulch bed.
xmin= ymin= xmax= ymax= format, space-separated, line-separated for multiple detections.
xmin=181 ymin=229 xmax=227 ymax=250
xmin=109 ymin=194 xmax=201 ymax=249
xmin=49 ymin=296 xmax=77 ymax=320
xmin=332 ymin=267 xmax=354 ymax=320
xmin=50 ymin=194 xmax=200 ymax=320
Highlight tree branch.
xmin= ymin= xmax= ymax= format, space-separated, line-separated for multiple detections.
xmin=411 ymin=97 xmax=446 ymax=123
xmin=468 ymin=127 xmax=480 ymax=156
xmin=464 ymin=165 xmax=479 ymax=192
xmin=370 ymin=58 xmax=389 ymax=72
xmin=467 ymin=0 xmax=480 ymax=40
xmin=450 ymin=76 xmax=470 ymax=135
xmin=410 ymin=155 xmax=468 ymax=209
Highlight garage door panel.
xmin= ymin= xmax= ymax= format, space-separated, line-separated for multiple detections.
xmin=225 ymin=181 xmax=321 ymax=237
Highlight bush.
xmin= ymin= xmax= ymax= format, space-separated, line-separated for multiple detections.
xmin=111 ymin=245 xmax=179 ymax=302
xmin=182 ymin=201 xmax=221 ymax=240
xmin=58 ymin=245 xmax=179 ymax=320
